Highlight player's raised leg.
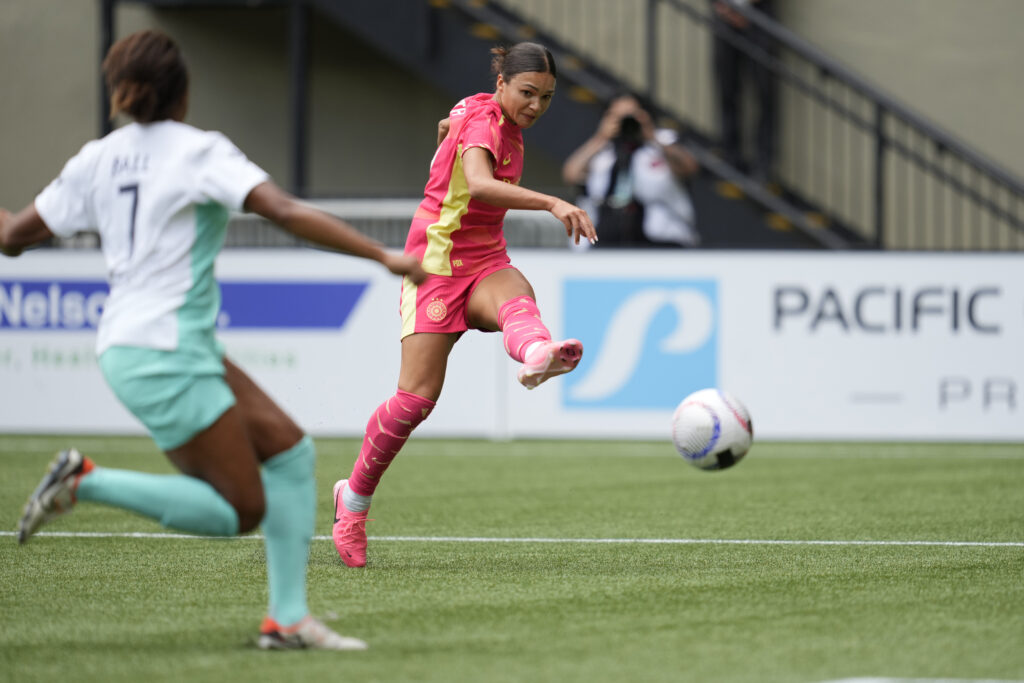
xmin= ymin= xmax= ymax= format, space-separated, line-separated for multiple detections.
xmin=517 ymin=336 xmax=584 ymax=389
xmin=470 ymin=268 xmax=583 ymax=390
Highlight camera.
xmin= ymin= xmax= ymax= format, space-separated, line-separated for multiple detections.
xmin=618 ymin=115 xmax=642 ymax=143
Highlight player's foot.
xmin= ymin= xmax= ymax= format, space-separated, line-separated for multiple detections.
xmin=517 ymin=339 xmax=583 ymax=390
xmin=332 ymin=479 xmax=369 ymax=568
xmin=18 ymin=448 xmax=93 ymax=544
xmin=257 ymin=615 xmax=368 ymax=651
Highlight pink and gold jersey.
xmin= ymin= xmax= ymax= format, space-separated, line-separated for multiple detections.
xmin=404 ymin=92 xmax=525 ymax=276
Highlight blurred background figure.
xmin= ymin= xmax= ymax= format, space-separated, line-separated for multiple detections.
xmin=562 ymin=95 xmax=699 ymax=248
xmin=710 ymin=0 xmax=778 ymax=186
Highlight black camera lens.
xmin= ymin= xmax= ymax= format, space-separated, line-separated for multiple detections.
xmin=619 ymin=115 xmax=641 ymax=141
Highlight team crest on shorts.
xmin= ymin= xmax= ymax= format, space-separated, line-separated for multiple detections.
xmin=426 ymin=297 xmax=448 ymax=322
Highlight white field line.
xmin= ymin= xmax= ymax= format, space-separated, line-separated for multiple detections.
xmin=2 ymin=438 xmax=1024 ymax=460
xmin=820 ymin=678 xmax=1024 ymax=683
xmin=1 ymin=530 xmax=1022 ymax=547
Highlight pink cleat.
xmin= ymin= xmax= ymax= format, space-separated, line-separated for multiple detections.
xmin=332 ymin=479 xmax=368 ymax=568
xmin=517 ymin=339 xmax=583 ymax=390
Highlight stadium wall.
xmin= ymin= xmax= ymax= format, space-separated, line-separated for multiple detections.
xmin=0 ymin=0 xmax=565 ymax=209
xmin=2 ymin=1 xmax=1023 ymax=214
xmin=2 ymin=249 xmax=1021 ymax=442
xmin=779 ymin=0 xmax=1024 ymax=190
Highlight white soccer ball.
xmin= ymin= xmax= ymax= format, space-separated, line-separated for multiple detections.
xmin=671 ymin=388 xmax=753 ymax=471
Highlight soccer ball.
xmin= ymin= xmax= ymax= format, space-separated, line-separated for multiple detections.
xmin=671 ymin=388 xmax=753 ymax=471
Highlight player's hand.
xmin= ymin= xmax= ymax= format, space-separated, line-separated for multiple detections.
xmin=383 ymin=251 xmax=427 ymax=285
xmin=597 ymin=98 xmax=635 ymax=141
xmin=0 ymin=209 xmax=18 ymax=257
xmin=437 ymin=117 xmax=451 ymax=146
xmin=551 ymin=198 xmax=597 ymax=245
xmin=596 ymin=109 xmax=622 ymax=142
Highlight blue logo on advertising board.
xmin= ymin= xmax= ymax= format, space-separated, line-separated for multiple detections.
xmin=0 ymin=280 xmax=367 ymax=330
xmin=563 ymin=279 xmax=718 ymax=409
xmin=0 ymin=281 xmax=109 ymax=330
xmin=218 ymin=282 xmax=367 ymax=329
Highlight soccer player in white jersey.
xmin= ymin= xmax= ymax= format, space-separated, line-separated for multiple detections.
xmin=0 ymin=30 xmax=425 ymax=651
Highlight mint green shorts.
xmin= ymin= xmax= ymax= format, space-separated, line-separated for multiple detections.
xmin=99 ymin=339 xmax=236 ymax=451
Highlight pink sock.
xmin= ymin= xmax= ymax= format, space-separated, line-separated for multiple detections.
xmin=348 ymin=390 xmax=435 ymax=496
xmin=498 ymin=296 xmax=552 ymax=362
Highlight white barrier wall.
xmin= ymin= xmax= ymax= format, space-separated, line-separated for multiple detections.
xmin=2 ymin=249 xmax=1021 ymax=441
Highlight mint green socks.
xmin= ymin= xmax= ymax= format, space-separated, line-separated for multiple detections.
xmin=76 ymin=468 xmax=239 ymax=536
xmin=259 ymin=435 xmax=316 ymax=627
xmin=75 ymin=435 xmax=316 ymax=626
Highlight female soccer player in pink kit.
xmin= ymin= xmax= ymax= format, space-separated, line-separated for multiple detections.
xmin=332 ymin=42 xmax=598 ymax=567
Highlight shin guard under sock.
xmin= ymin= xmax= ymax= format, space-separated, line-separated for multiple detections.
xmin=498 ymin=296 xmax=552 ymax=362
xmin=347 ymin=390 xmax=435 ymax=497
xmin=260 ymin=435 xmax=316 ymax=626
xmin=75 ymin=468 xmax=239 ymax=536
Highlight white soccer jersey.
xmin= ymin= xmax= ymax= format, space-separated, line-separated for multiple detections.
xmin=35 ymin=121 xmax=269 ymax=354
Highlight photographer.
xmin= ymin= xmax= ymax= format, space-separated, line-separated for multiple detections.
xmin=562 ymin=95 xmax=699 ymax=248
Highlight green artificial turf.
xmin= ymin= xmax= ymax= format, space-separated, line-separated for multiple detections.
xmin=1 ymin=436 xmax=1022 ymax=683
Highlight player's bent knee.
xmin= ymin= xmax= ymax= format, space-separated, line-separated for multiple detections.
xmin=236 ymin=511 xmax=264 ymax=534
xmin=246 ymin=409 xmax=305 ymax=460
xmin=233 ymin=495 xmax=266 ymax=534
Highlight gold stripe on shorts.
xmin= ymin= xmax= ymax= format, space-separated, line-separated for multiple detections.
xmin=400 ymin=274 xmax=419 ymax=339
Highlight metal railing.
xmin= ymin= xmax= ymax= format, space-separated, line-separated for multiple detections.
xmin=220 ymin=200 xmax=571 ymax=249
xmin=91 ymin=0 xmax=1024 ymax=250
xmin=497 ymin=0 xmax=1024 ymax=250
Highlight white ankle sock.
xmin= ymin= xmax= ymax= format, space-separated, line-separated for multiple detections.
xmin=523 ymin=341 xmax=545 ymax=361
xmin=342 ymin=485 xmax=372 ymax=513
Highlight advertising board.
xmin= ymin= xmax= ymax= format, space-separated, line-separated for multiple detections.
xmin=2 ymin=249 xmax=1020 ymax=441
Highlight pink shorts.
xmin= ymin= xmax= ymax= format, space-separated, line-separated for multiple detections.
xmin=400 ymin=262 xmax=516 ymax=339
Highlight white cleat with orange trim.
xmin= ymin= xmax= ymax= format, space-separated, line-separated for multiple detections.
xmin=18 ymin=448 xmax=93 ymax=544
xmin=258 ymin=615 xmax=367 ymax=651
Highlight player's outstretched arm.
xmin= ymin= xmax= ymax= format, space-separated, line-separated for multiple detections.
xmin=243 ymin=181 xmax=426 ymax=284
xmin=0 ymin=205 xmax=55 ymax=257
xmin=461 ymin=147 xmax=597 ymax=245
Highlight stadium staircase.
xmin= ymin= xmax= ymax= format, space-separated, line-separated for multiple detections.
xmin=102 ymin=0 xmax=1024 ymax=251
xmin=302 ymin=0 xmax=834 ymax=249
